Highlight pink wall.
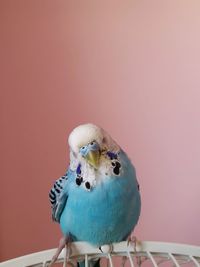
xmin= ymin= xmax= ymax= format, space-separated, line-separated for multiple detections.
xmin=1 ymin=0 xmax=200 ymax=261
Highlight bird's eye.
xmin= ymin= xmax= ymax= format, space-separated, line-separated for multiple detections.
xmin=90 ymin=140 xmax=96 ymax=146
xmin=81 ymin=146 xmax=85 ymax=150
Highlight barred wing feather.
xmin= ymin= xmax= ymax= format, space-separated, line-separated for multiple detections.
xmin=49 ymin=174 xmax=68 ymax=222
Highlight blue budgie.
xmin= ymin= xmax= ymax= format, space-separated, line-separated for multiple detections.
xmin=49 ymin=123 xmax=141 ymax=266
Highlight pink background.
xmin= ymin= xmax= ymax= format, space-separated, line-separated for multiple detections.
xmin=1 ymin=0 xmax=200 ymax=261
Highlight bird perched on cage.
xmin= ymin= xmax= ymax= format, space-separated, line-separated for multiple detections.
xmin=49 ymin=123 xmax=141 ymax=266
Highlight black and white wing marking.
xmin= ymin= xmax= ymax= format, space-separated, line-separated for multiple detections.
xmin=49 ymin=174 xmax=68 ymax=223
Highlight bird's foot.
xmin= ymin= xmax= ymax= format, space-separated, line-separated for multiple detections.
xmin=127 ymin=233 xmax=138 ymax=250
xmin=49 ymin=236 xmax=71 ymax=266
xmin=127 ymin=234 xmax=141 ymax=266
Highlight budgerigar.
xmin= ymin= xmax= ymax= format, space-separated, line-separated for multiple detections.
xmin=49 ymin=123 xmax=141 ymax=266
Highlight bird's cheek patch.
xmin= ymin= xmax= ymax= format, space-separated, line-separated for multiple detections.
xmin=76 ymin=164 xmax=82 ymax=175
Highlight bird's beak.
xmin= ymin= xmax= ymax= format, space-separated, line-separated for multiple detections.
xmin=85 ymin=150 xmax=100 ymax=169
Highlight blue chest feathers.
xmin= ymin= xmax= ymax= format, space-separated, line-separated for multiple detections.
xmin=60 ymin=154 xmax=141 ymax=246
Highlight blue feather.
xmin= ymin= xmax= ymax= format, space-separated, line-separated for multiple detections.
xmin=59 ymin=150 xmax=141 ymax=246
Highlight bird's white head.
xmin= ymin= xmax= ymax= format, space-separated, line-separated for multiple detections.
xmin=68 ymin=123 xmax=119 ymax=170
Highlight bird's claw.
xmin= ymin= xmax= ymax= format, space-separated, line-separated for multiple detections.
xmin=49 ymin=236 xmax=71 ymax=266
xmin=127 ymin=233 xmax=137 ymax=250
xmin=127 ymin=234 xmax=141 ymax=266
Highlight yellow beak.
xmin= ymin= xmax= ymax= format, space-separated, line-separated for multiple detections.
xmin=85 ymin=150 xmax=100 ymax=169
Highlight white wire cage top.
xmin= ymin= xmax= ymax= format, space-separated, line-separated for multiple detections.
xmin=0 ymin=241 xmax=200 ymax=267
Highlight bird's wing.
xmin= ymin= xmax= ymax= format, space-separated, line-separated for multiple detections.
xmin=49 ymin=173 xmax=69 ymax=223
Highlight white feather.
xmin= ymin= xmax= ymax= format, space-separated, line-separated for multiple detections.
xmin=68 ymin=123 xmax=104 ymax=154
xmin=68 ymin=123 xmax=119 ymax=153
xmin=68 ymin=123 xmax=120 ymax=188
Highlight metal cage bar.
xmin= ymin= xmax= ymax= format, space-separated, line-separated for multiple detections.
xmin=146 ymin=251 xmax=159 ymax=267
xmin=190 ymin=256 xmax=200 ymax=267
xmin=0 ymin=241 xmax=199 ymax=267
xmin=126 ymin=251 xmax=135 ymax=267
xmin=107 ymin=253 xmax=114 ymax=267
xmin=168 ymin=253 xmax=181 ymax=267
